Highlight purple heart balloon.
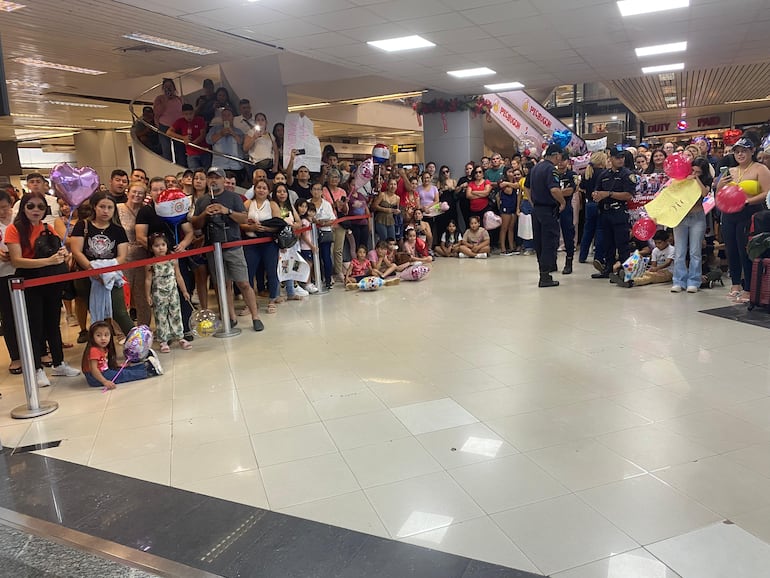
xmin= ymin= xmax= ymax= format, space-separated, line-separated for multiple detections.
xmin=50 ymin=163 xmax=99 ymax=208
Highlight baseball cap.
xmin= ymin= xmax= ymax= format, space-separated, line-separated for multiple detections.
xmin=610 ymin=146 xmax=626 ymax=158
xmin=545 ymin=144 xmax=563 ymax=157
xmin=207 ymin=167 xmax=226 ymax=178
xmin=733 ymin=137 xmax=755 ymax=150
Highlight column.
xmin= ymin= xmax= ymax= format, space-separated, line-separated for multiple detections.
xmin=220 ymin=54 xmax=288 ymax=134
xmin=73 ymin=130 xmax=131 ymax=184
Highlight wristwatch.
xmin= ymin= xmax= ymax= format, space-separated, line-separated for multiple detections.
xmin=227 ymin=208 xmax=232 ymax=215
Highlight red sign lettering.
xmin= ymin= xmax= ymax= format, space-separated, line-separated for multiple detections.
xmin=499 ymin=106 xmax=521 ymax=129
xmin=697 ymin=116 xmax=722 ymax=127
xmin=648 ymin=123 xmax=670 ymax=133
xmin=527 ymin=105 xmax=552 ymax=129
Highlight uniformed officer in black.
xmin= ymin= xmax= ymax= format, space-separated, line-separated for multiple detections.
xmin=529 ymin=145 xmax=566 ymax=288
xmin=591 ymin=148 xmax=637 ymax=280
xmin=557 ymin=155 xmax=579 ymax=275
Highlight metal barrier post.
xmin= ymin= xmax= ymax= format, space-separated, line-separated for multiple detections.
xmin=212 ymin=242 xmax=241 ymax=338
xmin=370 ymin=222 xmax=376 ymax=250
xmin=9 ymin=278 xmax=58 ymax=419
xmin=311 ymin=223 xmax=329 ymax=295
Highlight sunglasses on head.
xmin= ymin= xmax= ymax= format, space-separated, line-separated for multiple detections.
xmin=26 ymin=202 xmax=47 ymax=211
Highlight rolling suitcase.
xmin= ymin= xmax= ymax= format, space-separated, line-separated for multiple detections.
xmin=748 ymin=258 xmax=770 ymax=310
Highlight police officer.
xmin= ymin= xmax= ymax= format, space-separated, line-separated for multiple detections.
xmin=557 ymin=154 xmax=579 ymax=274
xmin=530 ymin=145 xmax=566 ymax=287
xmin=591 ymin=148 xmax=637 ymax=282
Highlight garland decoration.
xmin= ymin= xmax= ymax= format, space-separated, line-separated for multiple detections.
xmin=413 ymin=96 xmax=493 ymax=133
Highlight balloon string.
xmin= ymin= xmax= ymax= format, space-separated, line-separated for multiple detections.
xmin=61 ymin=207 xmax=75 ymax=248
xmin=104 ymin=360 xmax=128 ymax=392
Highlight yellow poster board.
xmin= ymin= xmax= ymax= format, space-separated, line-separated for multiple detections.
xmin=643 ymin=179 xmax=702 ymax=228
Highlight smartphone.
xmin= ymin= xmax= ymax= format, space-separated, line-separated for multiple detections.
xmin=223 ymin=120 xmax=230 ymax=129
xmin=719 ymin=166 xmax=729 ymax=176
xmin=295 ymin=148 xmax=306 ymax=155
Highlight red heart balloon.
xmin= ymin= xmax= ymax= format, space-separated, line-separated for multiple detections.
xmin=723 ymin=129 xmax=743 ymax=146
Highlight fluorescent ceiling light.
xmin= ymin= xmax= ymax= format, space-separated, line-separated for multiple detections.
xmin=0 ymin=1 xmax=25 ymax=12
xmin=642 ymin=62 xmax=684 ymax=74
xmin=448 ymin=67 xmax=496 ymax=78
xmin=10 ymin=113 xmax=44 ymax=118
xmin=46 ymin=100 xmax=107 ymax=108
xmin=611 ymin=116 xmax=618 ymax=120
xmin=6 ymin=79 xmax=50 ymax=89
xmin=123 ymin=33 xmax=217 ymax=56
xmin=287 ymin=102 xmax=331 ymax=112
xmin=635 ymin=41 xmax=687 ymax=57
xmin=14 ymin=57 xmax=106 ymax=75
xmin=617 ymin=0 xmax=689 ymax=17
xmin=367 ymin=35 xmax=435 ymax=52
xmin=91 ymin=118 xmax=131 ymax=123
xmin=484 ymin=81 xmax=525 ymax=91
xmin=340 ymin=91 xmax=425 ymax=105
xmin=725 ymin=96 xmax=770 ymax=105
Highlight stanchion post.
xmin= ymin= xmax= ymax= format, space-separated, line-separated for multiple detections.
xmin=9 ymin=278 xmax=58 ymax=419
xmin=370 ymin=221 xmax=376 ymax=251
xmin=212 ymin=242 xmax=241 ymax=338
xmin=311 ymin=223 xmax=329 ymax=295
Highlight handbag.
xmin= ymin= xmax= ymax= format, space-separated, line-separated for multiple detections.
xmin=318 ymin=229 xmax=333 ymax=244
xmin=518 ymin=213 xmax=533 ymax=240
xmin=15 ymin=224 xmax=69 ymax=282
xmin=277 ymin=224 xmax=297 ymax=249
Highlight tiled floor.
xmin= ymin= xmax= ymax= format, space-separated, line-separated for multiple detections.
xmin=2 ymin=256 xmax=770 ymax=575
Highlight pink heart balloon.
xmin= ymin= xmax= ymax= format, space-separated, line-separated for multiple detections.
xmin=50 ymin=163 xmax=99 ymax=208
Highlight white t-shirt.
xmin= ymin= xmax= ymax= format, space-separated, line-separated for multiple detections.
xmin=652 ymin=244 xmax=675 ymax=270
xmin=0 ymin=220 xmax=15 ymax=276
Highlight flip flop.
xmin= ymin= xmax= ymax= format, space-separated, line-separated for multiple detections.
xmin=8 ymin=363 xmax=21 ymax=375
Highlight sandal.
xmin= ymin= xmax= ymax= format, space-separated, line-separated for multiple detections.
xmin=273 ymin=296 xmax=286 ymax=304
xmin=41 ymin=355 xmax=52 ymax=367
xmin=727 ymin=290 xmax=741 ymax=298
xmin=267 ymin=303 xmax=277 ymax=314
xmin=159 ymin=342 xmax=171 ymax=353
xmin=8 ymin=362 xmax=21 ymax=375
xmin=287 ymin=295 xmax=303 ymax=301
xmin=178 ymin=339 xmax=192 ymax=350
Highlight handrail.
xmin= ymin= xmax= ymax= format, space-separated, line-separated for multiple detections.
xmin=128 ymin=67 xmax=253 ymax=167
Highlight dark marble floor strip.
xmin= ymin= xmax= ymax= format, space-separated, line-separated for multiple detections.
xmin=10 ymin=441 xmax=62 ymax=455
xmin=700 ymin=305 xmax=770 ymax=329
xmin=0 ymin=451 xmax=544 ymax=578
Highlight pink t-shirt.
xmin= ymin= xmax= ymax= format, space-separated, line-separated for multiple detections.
xmin=350 ymin=258 xmax=371 ymax=277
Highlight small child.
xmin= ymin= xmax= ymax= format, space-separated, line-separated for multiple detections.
xmin=403 ymin=228 xmax=433 ymax=263
xmin=296 ymin=200 xmax=318 ymax=294
xmin=458 ymin=216 xmax=490 ymax=258
xmin=81 ymin=321 xmax=161 ymax=389
xmin=372 ymin=240 xmax=398 ymax=278
xmin=623 ymin=230 xmax=675 ymax=288
xmin=435 ymin=220 xmax=462 ymax=257
xmin=346 ymin=245 xmax=374 ymax=289
xmin=145 ymin=233 xmax=192 ymax=353
xmin=386 ymin=237 xmax=411 ymax=272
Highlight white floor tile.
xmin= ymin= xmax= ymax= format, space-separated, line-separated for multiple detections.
xmin=365 ymin=471 xmax=484 ymax=539
xmin=449 ymin=454 xmax=569 ymax=514
xmin=171 ymin=389 xmax=241 ymax=421
xmin=541 ymin=399 xmax=653 ymax=438
xmin=260 ymin=453 xmax=360 ymax=509
xmin=492 ymin=494 xmax=639 ymax=575
xmin=416 ymin=422 xmax=518 ymax=469
xmin=90 ymin=423 xmax=172 ymax=465
xmin=250 ymin=422 xmax=337 ymax=467
xmin=367 ymin=379 xmax=446 ymax=408
xmin=94 ymin=451 xmax=171 ymax=485
xmin=404 ymin=516 xmax=540 ymax=573
xmin=33 ymin=435 xmax=95 ymax=465
xmin=428 ymin=368 xmax=508 ymax=396
xmin=656 ymin=410 xmax=770 ymax=454
xmin=610 ymin=387 xmax=711 ymax=422
xmin=280 ymin=491 xmax=388 ymax=538
xmin=178 ymin=469 xmax=269 ymax=509
xmin=240 ymin=394 xmax=319 ymax=435
xmin=551 ymin=548 xmax=681 ymax=578
xmin=732 ymin=505 xmax=770 ymax=546
xmin=391 ymin=398 xmax=478 ymax=435
xmin=0 ymin=422 xmax=30 ymax=448
xmin=170 ymin=436 xmax=257 ymax=485
xmin=486 ymin=410 xmax=586 ymax=452
xmin=20 ymin=413 xmax=103 ymax=446
xmin=298 ymin=371 xmax=369 ymax=402
xmin=722 ymin=443 xmax=770 ymax=480
xmin=98 ymin=400 xmax=172 ymax=433
xmin=324 ymin=410 xmax=410 ymax=450
xmin=527 ymin=440 xmax=646 ymax=491
xmin=452 ymin=387 xmax=546 ymax=420
xmin=171 ymin=411 xmax=249 ymax=448
xmin=343 ymin=437 xmax=442 ymax=488
xmin=311 ymin=389 xmax=385 ymax=421
xmin=578 ymin=474 xmax=720 ymax=545
xmin=648 ymin=522 xmax=770 ymax=578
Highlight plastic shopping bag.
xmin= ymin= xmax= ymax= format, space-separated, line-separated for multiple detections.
xmin=518 ymin=213 xmax=533 ymax=240
xmin=277 ymin=244 xmax=310 ymax=283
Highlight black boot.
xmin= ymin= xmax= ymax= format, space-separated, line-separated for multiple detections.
xmin=538 ymin=273 xmax=560 ymax=288
xmin=562 ymin=257 xmax=573 ymax=275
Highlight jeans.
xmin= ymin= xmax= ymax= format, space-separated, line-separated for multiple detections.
xmin=245 ymin=241 xmax=279 ymax=299
xmin=599 ymin=208 xmax=630 ymax=273
xmin=350 ymin=223 xmax=369 ymax=250
xmin=375 ymin=222 xmax=396 ymax=243
xmin=559 ymin=199 xmax=575 ymax=258
xmin=579 ymin=201 xmax=604 ymax=262
xmin=158 ymin=124 xmax=186 ymax=165
xmin=394 ymin=212 xmax=404 ymax=239
xmin=518 ymin=199 xmax=534 ymax=250
xmin=673 ymin=211 xmax=707 ymax=289
xmin=532 ymin=205 xmax=560 ymax=273
xmin=85 ymin=364 xmax=151 ymax=387
xmin=319 ymin=240 xmax=333 ymax=285
xmin=722 ymin=205 xmax=758 ymax=291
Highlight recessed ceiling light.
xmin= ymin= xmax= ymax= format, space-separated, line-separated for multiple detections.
xmin=0 ymin=1 xmax=26 ymax=12
xmin=725 ymin=96 xmax=770 ymax=105
xmin=642 ymin=62 xmax=684 ymax=74
xmin=611 ymin=116 xmax=618 ymax=120
xmin=287 ymin=102 xmax=331 ymax=112
xmin=367 ymin=35 xmax=435 ymax=52
xmin=484 ymin=81 xmax=525 ymax=91
xmin=635 ymin=41 xmax=687 ymax=57
xmin=46 ymin=100 xmax=108 ymax=108
xmin=6 ymin=79 xmax=50 ymax=89
xmin=448 ymin=67 xmax=496 ymax=78
xmin=123 ymin=33 xmax=217 ymax=56
xmin=91 ymin=118 xmax=131 ymax=123
xmin=10 ymin=113 xmax=43 ymax=118
xmin=617 ymin=0 xmax=689 ymax=17
xmin=13 ymin=57 xmax=106 ymax=75
xmin=340 ymin=91 xmax=426 ymax=105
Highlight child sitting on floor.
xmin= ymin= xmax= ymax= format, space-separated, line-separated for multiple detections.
xmin=81 ymin=322 xmax=161 ymax=390
xmin=402 ymin=227 xmax=433 ymax=263
xmin=346 ymin=245 xmax=374 ymax=289
xmin=372 ymin=240 xmax=398 ymax=279
xmin=622 ymin=230 xmax=674 ymax=288
xmin=458 ymin=216 xmax=490 ymax=259
xmin=435 ymin=220 xmax=462 ymax=257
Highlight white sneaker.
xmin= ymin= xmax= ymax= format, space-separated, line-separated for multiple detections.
xmin=36 ymin=368 xmax=51 ymax=387
xmin=458 ymin=253 xmax=467 ymax=259
xmin=686 ymin=286 xmax=699 ymax=293
xmin=51 ymin=362 xmax=80 ymax=377
xmin=294 ymin=285 xmax=309 ymax=297
xmin=475 ymin=253 xmax=488 ymax=259
xmin=671 ymin=285 xmax=683 ymax=293
xmin=305 ymin=283 xmax=319 ymax=294
xmin=146 ymin=352 xmax=164 ymax=376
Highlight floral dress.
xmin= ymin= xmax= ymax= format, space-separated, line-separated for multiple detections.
xmin=150 ymin=260 xmax=183 ymax=343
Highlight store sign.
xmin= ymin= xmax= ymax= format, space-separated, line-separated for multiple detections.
xmin=484 ymin=94 xmax=546 ymax=150
xmin=396 ymin=144 xmax=418 ymax=153
xmin=645 ymin=113 xmax=731 ymax=136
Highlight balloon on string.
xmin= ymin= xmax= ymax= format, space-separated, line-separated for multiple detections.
xmin=716 ymin=184 xmax=748 ymax=214
xmin=632 ymin=217 xmax=657 ymax=241
xmin=372 ymin=144 xmax=390 ymax=164
xmin=189 ymin=308 xmax=220 ymax=337
xmin=723 ymin=129 xmax=743 ymax=146
xmin=353 ymin=157 xmax=374 ymax=192
xmin=50 ymin=163 xmax=99 ymax=208
xmin=155 ymin=188 xmax=191 ymax=244
xmin=550 ymin=129 xmax=573 ymax=149
xmin=663 ymin=153 xmax=691 ymax=180
xmin=123 ymin=325 xmax=153 ymax=362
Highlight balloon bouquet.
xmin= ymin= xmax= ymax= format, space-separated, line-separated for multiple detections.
xmin=49 ymin=163 xmax=100 ymax=245
xmin=154 ymin=188 xmax=191 ymax=246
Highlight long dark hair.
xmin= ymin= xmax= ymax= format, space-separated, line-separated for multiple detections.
xmin=692 ymin=156 xmax=714 ymax=188
xmin=272 ymin=183 xmax=292 ymax=214
xmin=88 ymin=190 xmax=122 ymax=226
xmin=81 ymin=321 xmax=118 ymax=371
xmin=645 ymin=148 xmax=667 ymax=174
xmin=13 ymin=191 xmax=49 ymax=255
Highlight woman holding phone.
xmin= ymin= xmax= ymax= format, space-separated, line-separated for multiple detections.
xmin=243 ymin=112 xmax=279 ymax=174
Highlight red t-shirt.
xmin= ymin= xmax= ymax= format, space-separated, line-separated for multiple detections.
xmin=4 ymin=222 xmax=60 ymax=259
xmin=468 ymin=180 xmax=491 ymax=212
xmin=83 ymin=346 xmax=109 ymax=374
xmin=171 ymin=116 xmax=209 ymax=156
